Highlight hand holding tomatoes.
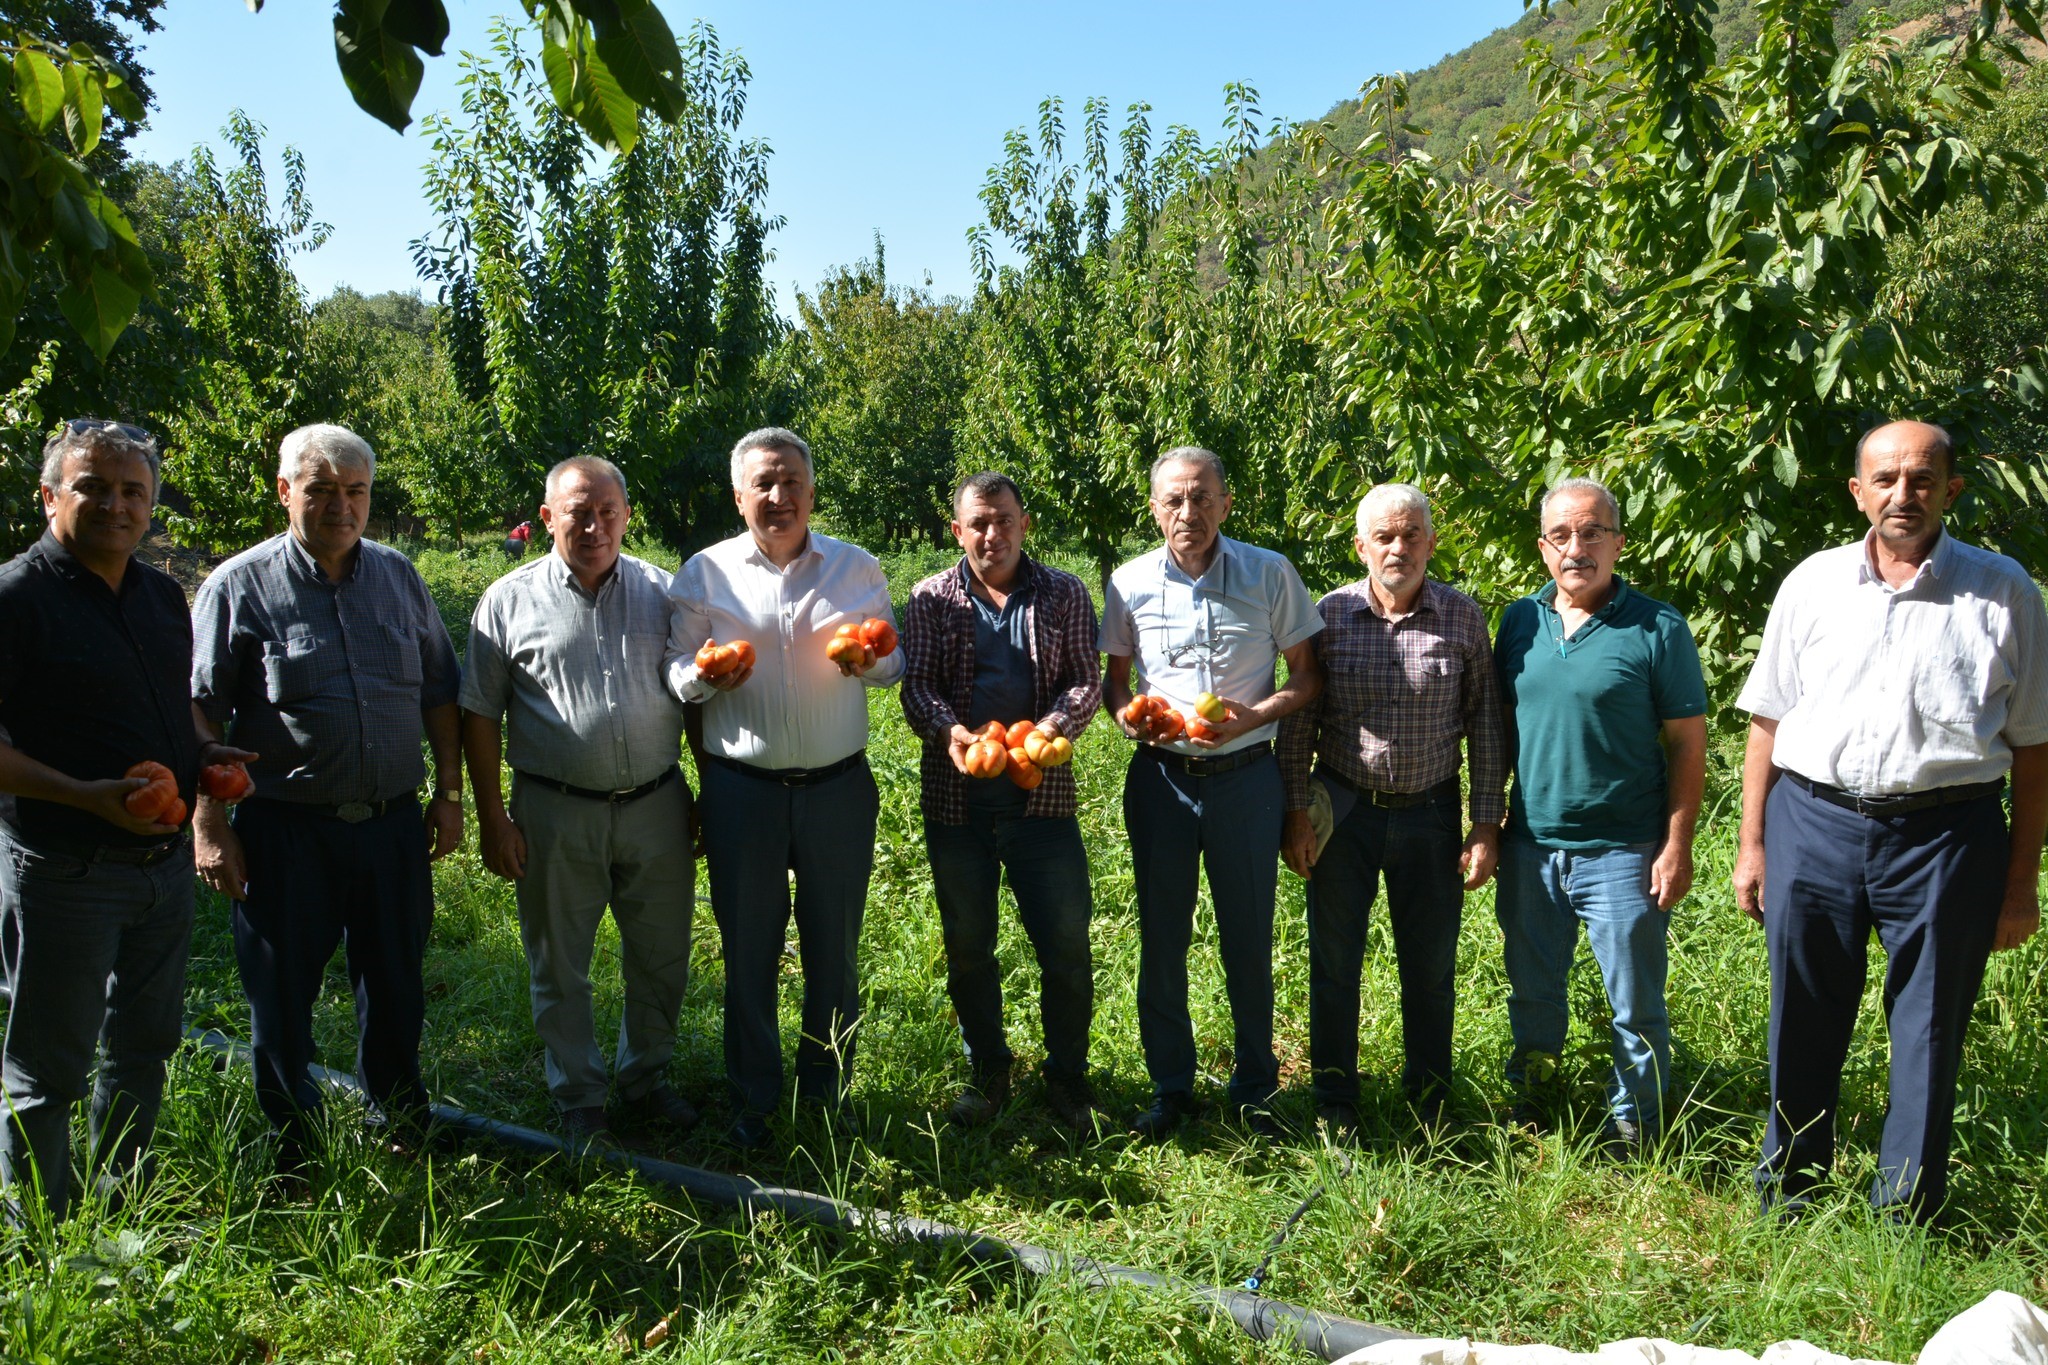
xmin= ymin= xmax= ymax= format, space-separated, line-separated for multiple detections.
xmin=695 ymin=638 xmax=756 ymax=691
xmin=825 ymin=618 xmax=896 ymax=677
xmin=200 ymin=762 xmax=254 ymax=803
xmin=1118 ymin=694 xmax=1192 ymax=746
xmin=121 ymin=760 xmax=188 ymax=829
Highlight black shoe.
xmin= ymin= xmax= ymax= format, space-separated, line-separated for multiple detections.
xmin=1131 ymin=1090 xmax=1198 ymax=1142
xmin=1232 ymin=1103 xmax=1286 ymax=1140
xmin=947 ymin=1068 xmax=1012 ymax=1128
xmin=617 ymin=1083 xmax=701 ymax=1138
xmin=722 ymin=1111 xmax=773 ymax=1152
xmin=1595 ymin=1117 xmax=1651 ymax=1160
xmin=1043 ymin=1072 xmax=1107 ymax=1133
xmin=1315 ymin=1101 xmax=1361 ymax=1142
xmin=561 ymin=1105 xmax=619 ymax=1152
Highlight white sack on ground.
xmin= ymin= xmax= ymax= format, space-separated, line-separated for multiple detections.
xmin=1333 ymin=1291 xmax=2048 ymax=1365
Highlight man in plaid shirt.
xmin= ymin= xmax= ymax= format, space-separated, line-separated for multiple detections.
xmin=1277 ymin=483 xmax=1506 ymax=1136
xmin=900 ymin=472 xmax=1104 ymax=1130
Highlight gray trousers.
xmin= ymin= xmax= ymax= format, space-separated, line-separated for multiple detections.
xmin=509 ymin=777 xmax=696 ymax=1111
xmin=698 ymin=758 xmax=878 ymax=1115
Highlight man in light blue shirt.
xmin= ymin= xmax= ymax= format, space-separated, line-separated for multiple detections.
xmin=1100 ymin=446 xmax=1323 ymax=1139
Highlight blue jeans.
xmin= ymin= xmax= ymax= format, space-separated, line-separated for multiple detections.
xmin=1124 ymin=748 xmax=1283 ymax=1107
xmin=0 ymin=831 xmax=194 ymax=1225
xmin=926 ymin=813 xmax=1094 ymax=1081
xmin=1495 ymin=838 xmax=1670 ymax=1128
xmin=1307 ymin=787 xmax=1464 ymax=1105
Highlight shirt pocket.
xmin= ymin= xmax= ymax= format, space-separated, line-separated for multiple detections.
xmin=1910 ymin=648 xmax=2001 ymax=726
xmin=625 ymin=630 xmax=669 ymax=685
xmin=384 ymin=622 xmax=424 ymax=688
xmin=262 ymin=632 xmax=332 ymax=705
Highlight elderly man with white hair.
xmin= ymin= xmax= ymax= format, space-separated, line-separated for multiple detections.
xmin=1491 ymin=476 xmax=1706 ymax=1156
xmin=192 ymin=423 xmax=464 ymax=1179
xmin=664 ymin=427 xmax=902 ymax=1152
xmin=1276 ymin=482 xmax=1505 ymax=1136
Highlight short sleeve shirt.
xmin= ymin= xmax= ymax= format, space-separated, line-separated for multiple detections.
xmin=1098 ymin=536 xmax=1323 ymax=757
xmin=191 ymin=534 xmax=460 ymax=805
xmin=1495 ymin=578 xmax=1707 ymax=848
xmin=1736 ymin=531 xmax=2048 ymax=794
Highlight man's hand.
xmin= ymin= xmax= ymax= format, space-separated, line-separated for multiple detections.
xmin=194 ymin=802 xmax=250 ymax=899
xmin=1281 ymin=808 xmax=1318 ymax=878
xmin=834 ymin=643 xmax=879 ymax=679
xmin=1460 ymin=822 xmax=1501 ymax=891
xmin=478 ymin=808 xmax=527 ymax=880
xmin=700 ymin=639 xmax=753 ymax=692
xmin=1732 ymin=841 xmax=1767 ymax=924
xmin=199 ymin=741 xmax=260 ymax=770
xmin=946 ymin=725 xmax=977 ymax=775
xmin=78 ymin=777 xmax=181 ymax=838
xmin=1649 ymin=839 xmax=1694 ymax=911
xmin=426 ymin=794 xmax=463 ymax=861
xmin=1994 ymin=879 xmax=2041 ymax=952
xmin=1185 ymin=700 xmax=1255 ymax=750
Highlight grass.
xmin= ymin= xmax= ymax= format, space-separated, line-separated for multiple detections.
xmin=4 ymin=542 xmax=2046 ymax=1362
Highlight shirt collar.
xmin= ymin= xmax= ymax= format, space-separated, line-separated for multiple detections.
xmin=35 ymin=529 xmax=129 ymax=597
xmin=283 ymin=531 xmax=359 ymax=586
xmin=1356 ymin=577 xmax=1441 ymax=620
xmin=1857 ymin=526 xmax=1948 ymax=588
xmin=1163 ymin=536 xmax=1233 ymax=596
xmin=1536 ymin=575 xmax=1631 ymax=618
xmin=956 ymin=553 xmax=1038 ymax=603
xmin=743 ymin=529 xmax=821 ymax=572
xmin=545 ymin=548 xmax=618 ymax=598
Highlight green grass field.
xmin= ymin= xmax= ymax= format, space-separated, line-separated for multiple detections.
xmin=2 ymin=540 xmax=2044 ymax=1363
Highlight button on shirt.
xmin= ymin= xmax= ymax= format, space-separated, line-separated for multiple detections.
xmin=1737 ymin=530 xmax=2048 ymax=795
xmin=461 ymin=551 xmax=684 ymax=790
xmin=1276 ymin=578 xmax=1506 ymax=824
xmin=0 ymin=533 xmax=199 ymax=850
xmin=664 ymin=530 xmax=904 ymax=770
xmin=192 ymin=534 xmax=460 ymax=805
xmin=1098 ymin=536 xmax=1323 ymax=757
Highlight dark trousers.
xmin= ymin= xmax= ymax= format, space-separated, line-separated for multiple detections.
xmin=0 ymin=832 xmax=194 ymax=1225
xmin=699 ymin=758 xmax=878 ymax=1116
xmin=1306 ymin=787 xmax=1464 ymax=1105
xmin=1124 ymin=748 xmax=1283 ymax=1107
xmin=926 ymin=812 xmax=1094 ymax=1082
xmin=232 ymin=799 xmax=434 ymax=1156
xmin=1758 ymin=775 xmax=2009 ymax=1222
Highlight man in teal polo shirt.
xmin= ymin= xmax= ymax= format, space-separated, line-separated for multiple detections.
xmin=1493 ymin=476 xmax=1707 ymax=1153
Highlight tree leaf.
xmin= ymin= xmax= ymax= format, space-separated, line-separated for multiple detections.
xmin=58 ymin=264 xmax=141 ymax=361
xmin=1771 ymin=444 xmax=1798 ymax=487
xmin=13 ymin=51 xmax=64 ymax=134
xmin=587 ymin=0 xmax=686 ymax=120
xmin=334 ymin=0 xmax=424 ymax=132
xmin=380 ymin=0 xmax=450 ymax=58
xmin=60 ymin=60 xmax=103 ymax=157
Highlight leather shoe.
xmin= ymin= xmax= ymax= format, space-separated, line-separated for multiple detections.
xmin=722 ymin=1111 xmax=773 ymax=1152
xmin=1044 ymin=1073 xmax=1107 ymax=1133
xmin=947 ymin=1068 xmax=1011 ymax=1128
xmin=617 ymin=1083 xmax=701 ymax=1137
xmin=1131 ymin=1090 xmax=1198 ymax=1142
xmin=1315 ymin=1101 xmax=1361 ymax=1142
xmin=561 ymin=1106 xmax=618 ymax=1152
xmin=1596 ymin=1117 xmax=1653 ymax=1160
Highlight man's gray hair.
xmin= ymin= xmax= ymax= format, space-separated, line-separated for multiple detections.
xmin=40 ymin=419 xmax=161 ymax=493
xmin=546 ymin=454 xmax=629 ymax=503
xmin=279 ymin=423 xmax=376 ymax=483
xmin=1355 ymin=482 xmax=1432 ymax=540
xmin=1539 ymin=476 xmax=1621 ymax=530
xmin=730 ymin=426 xmax=814 ymax=490
xmin=1149 ymin=445 xmax=1229 ymax=493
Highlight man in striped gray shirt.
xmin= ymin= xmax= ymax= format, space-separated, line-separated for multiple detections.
xmin=461 ymin=456 xmax=697 ymax=1150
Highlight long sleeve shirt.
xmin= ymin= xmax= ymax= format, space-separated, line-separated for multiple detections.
xmin=663 ymin=529 xmax=903 ymax=770
xmin=1275 ymin=577 xmax=1506 ymax=826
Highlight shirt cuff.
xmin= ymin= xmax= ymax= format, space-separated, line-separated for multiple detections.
xmin=666 ymin=657 xmax=711 ymax=704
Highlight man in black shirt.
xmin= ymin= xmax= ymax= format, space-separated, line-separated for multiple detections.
xmin=0 ymin=419 xmax=214 ymax=1225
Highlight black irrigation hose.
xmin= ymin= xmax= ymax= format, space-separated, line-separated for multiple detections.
xmin=1243 ymin=1152 xmax=1356 ymax=1296
xmin=186 ymin=1028 xmax=1414 ymax=1361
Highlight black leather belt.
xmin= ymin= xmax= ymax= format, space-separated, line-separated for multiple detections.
xmin=44 ymin=835 xmax=189 ymax=867
xmin=703 ymin=751 xmax=865 ymax=787
xmin=1319 ymin=768 xmax=1460 ymax=810
xmin=517 ymin=767 xmax=679 ymax=803
xmin=1786 ymin=770 xmax=2005 ymax=818
xmin=1150 ymin=741 xmax=1272 ymax=778
xmin=243 ymin=796 xmax=408 ymax=824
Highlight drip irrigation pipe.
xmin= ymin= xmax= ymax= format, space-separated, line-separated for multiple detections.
xmin=187 ymin=1028 xmax=1413 ymax=1361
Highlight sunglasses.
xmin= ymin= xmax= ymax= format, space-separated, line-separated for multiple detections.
xmin=64 ymin=417 xmax=158 ymax=450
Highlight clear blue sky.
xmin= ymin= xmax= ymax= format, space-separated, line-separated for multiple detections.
xmin=127 ymin=0 xmax=1525 ymax=311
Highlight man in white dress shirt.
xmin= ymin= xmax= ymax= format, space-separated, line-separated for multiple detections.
xmin=462 ymin=456 xmax=696 ymax=1150
xmin=1734 ymin=419 xmax=2048 ymax=1223
xmin=665 ymin=427 xmax=904 ymax=1151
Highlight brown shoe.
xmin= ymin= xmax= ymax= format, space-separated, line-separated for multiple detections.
xmin=616 ymin=1083 xmax=701 ymax=1138
xmin=1044 ymin=1072 xmax=1106 ymax=1133
xmin=947 ymin=1069 xmax=1012 ymax=1128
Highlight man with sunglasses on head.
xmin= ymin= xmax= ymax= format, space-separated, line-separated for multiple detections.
xmin=1101 ymin=446 xmax=1323 ymax=1141
xmin=1492 ymin=477 xmax=1707 ymax=1157
xmin=190 ymin=424 xmax=463 ymax=1182
xmin=0 ymin=419 xmax=216 ymax=1225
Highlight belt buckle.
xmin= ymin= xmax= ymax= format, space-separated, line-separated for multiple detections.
xmin=336 ymin=801 xmax=374 ymax=823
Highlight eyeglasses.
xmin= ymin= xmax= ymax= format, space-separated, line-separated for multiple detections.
xmin=1154 ymin=492 xmax=1221 ymax=515
xmin=64 ymin=417 xmax=157 ymax=450
xmin=1541 ymin=524 xmax=1616 ymax=549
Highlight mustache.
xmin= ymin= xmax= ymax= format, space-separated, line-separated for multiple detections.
xmin=1560 ymin=556 xmax=1598 ymax=572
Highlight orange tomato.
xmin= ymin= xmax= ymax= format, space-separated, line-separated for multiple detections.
xmin=730 ymin=640 xmax=756 ymax=669
xmin=1004 ymin=720 xmax=1037 ymax=750
xmin=1152 ymin=709 xmax=1187 ymax=743
xmin=824 ymin=625 xmax=867 ymax=667
xmin=976 ymin=720 xmax=1007 ymax=744
xmin=857 ymin=618 xmax=898 ymax=657
xmin=964 ymin=739 xmax=1008 ymax=778
xmin=1005 ymin=748 xmax=1043 ymax=789
xmin=122 ymin=760 xmax=179 ymax=821
xmin=200 ymin=763 xmax=253 ymax=801
xmin=696 ymin=641 xmax=740 ymax=677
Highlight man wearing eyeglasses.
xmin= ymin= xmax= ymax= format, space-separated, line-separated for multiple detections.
xmin=1492 ymin=476 xmax=1707 ymax=1156
xmin=0 ymin=419 xmax=210 ymax=1224
xmin=1101 ymin=446 xmax=1323 ymax=1140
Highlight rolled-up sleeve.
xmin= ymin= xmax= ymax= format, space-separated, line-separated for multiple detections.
xmin=1736 ymin=580 xmax=1801 ymax=721
xmin=2005 ymin=577 xmax=2048 ymax=747
xmin=1270 ymin=561 xmax=1324 ymax=652
xmin=459 ymin=588 xmax=513 ymax=719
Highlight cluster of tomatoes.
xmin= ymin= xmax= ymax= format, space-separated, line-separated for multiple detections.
xmin=693 ymin=639 xmax=757 ymax=677
xmin=825 ymin=617 xmax=898 ymax=667
xmin=1118 ymin=691 xmax=1232 ymax=744
xmin=963 ymin=719 xmax=1074 ymax=790
xmin=120 ymin=757 xmax=255 ymax=829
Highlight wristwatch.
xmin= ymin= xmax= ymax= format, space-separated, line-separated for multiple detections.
xmin=433 ymin=785 xmax=463 ymax=802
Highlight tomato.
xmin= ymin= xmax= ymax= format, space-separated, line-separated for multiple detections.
xmin=1185 ymin=717 xmax=1218 ymax=742
xmin=824 ymin=625 xmax=868 ymax=667
xmin=1152 ymin=708 xmax=1186 ymax=743
xmin=200 ymin=763 xmax=253 ymax=802
xmin=976 ymin=720 xmax=1007 ymax=744
xmin=964 ymin=739 xmax=1008 ymax=778
xmin=122 ymin=760 xmax=179 ymax=820
xmin=730 ymin=640 xmax=756 ymax=669
xmin=1194 ymin=691 xmax=1229 ymax=723
xmin=696 ymin=641 xmax=741 ymax=677
xmin=857 ymin=618 xmax=898 ymax=657
xmin=1004 ymin=748 xmax=1043 ymax=789
xmin=1004 ymin=720 xmax=1037 ymax=749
